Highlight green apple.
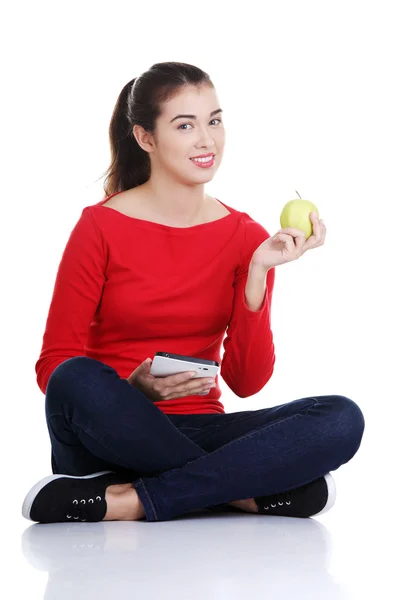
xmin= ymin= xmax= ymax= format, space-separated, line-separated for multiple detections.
xmin=280 ymin=193 xmax=319 ymax=239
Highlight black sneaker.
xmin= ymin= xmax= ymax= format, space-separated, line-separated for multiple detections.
xmin=254 ymin=473 xmax=336 ymax=518
xmin=22 ymin=471 xmax=134 ymax=523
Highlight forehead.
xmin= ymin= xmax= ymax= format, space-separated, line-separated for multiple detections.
xmin=163 ymin=85 xmax=218 ymax=116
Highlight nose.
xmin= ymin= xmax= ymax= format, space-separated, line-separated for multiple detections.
xmin=195 ymin=125 xmax=216 ymax=148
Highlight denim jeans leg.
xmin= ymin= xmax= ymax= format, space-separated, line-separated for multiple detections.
xmin=45 ymin=356 xmax=209 ymax=518
xmin=133 ymin=395 xmax=365 ymax=522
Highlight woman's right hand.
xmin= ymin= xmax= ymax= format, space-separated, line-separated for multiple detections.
xmin=125 ymin=358 xmax=216 ymax=402
xmin=251 ymin=213 xmax=326 ymax=270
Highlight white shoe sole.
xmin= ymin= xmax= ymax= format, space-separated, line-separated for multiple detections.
xmin=21 ymin=470 xmax=114 ymax=521
xmin=313 ymin=472 xmax=336 ymax=516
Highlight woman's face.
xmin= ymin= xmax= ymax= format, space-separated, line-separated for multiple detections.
xmin=136 ymin=85 xmax=226 ymax=184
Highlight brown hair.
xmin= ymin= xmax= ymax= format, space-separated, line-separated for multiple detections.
xmin=98 ymin=62 xmax=214 ymax=198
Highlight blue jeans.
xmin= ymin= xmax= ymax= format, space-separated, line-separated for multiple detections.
xmin=45 ymin=356 xmax=365 ymax=522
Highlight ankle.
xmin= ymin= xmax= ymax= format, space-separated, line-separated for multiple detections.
xmin=104 ymin=483 xmax=146 ymax=521
xmin=228 ymin=498 xmax=259 ymax=513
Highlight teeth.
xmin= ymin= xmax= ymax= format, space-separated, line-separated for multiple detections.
xmin=192 ymin=156 xmax=214 ymax=163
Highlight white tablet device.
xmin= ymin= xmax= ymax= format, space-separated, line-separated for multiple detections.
xmin=149 ymin=352 xmax=220 ymax=391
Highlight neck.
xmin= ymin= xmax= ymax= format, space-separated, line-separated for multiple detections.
xmin=140 ymin=177 xmax=208 ymax=226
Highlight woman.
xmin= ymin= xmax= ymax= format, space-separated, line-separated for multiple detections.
xmin=22 ymin=62 xmax=365 ymax=523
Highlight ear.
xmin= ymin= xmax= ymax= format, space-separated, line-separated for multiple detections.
xmin=133 ymin=125 xmax=155 ymax=154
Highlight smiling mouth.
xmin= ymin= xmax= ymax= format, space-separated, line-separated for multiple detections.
xmin=190 ymin=155 xmax=216 ymax=164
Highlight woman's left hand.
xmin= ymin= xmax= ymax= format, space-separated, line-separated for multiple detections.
xmin=251 ymin=213 xmax=327 ymax=270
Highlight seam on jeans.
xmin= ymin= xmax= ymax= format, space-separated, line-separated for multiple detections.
xmin=46 ymin=411 xmax=66 ymax=421
xmin=177 ymin=426 xmax=216 ymax=431
xmin=174 ymin=400 xmax=319 ymax=432
xmin=138 ymin=478 xmax=158 ymax=521
xmin=63 ymin=418 xmax=140 ymax=471
xmin=176 ymin=413 xmax=259 ymax=432
xmin=158 ymin=408 xmax=315 ymax=484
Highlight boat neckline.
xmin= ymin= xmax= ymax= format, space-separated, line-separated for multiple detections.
xmin=94 ymin=191 xmax=239 ymax=232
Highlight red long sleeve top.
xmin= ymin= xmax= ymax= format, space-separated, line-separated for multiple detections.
xmin=35 ymin=192 xmax=276 ymax=414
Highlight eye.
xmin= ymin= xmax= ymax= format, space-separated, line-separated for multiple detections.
xmin=178 ymin=118 xmax=222 ymax=131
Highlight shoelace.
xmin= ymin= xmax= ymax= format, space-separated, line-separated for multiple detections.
xmin=66 ymin=495 xmax=103 ymax=521
xmin=262 ymin=490 xmax=292 ymax=510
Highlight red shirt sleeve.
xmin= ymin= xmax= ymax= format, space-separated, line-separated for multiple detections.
xmin=220 ymin=217 xmax=276 ymax=398
xmin=35 ymin=208 xmax=107 ymax=394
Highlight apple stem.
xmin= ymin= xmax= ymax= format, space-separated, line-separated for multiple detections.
xmin=295 ymin=190 xmax=302 ymax=200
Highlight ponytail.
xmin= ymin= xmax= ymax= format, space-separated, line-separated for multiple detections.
xmin=100 ymin=78 xmax=150 ymax=196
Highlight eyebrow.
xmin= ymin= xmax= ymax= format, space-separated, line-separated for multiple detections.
xmin=170 ymin=108 xmax=223 ymax=123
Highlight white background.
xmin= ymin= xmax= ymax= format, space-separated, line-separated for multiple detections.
xmin=2 ymin=0 xmax=399 ymax=598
